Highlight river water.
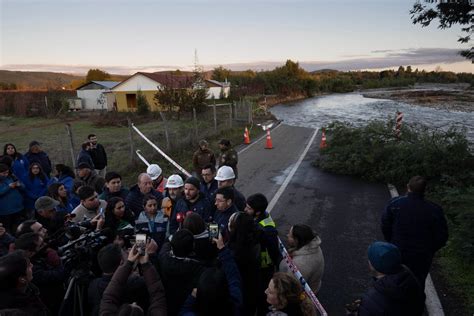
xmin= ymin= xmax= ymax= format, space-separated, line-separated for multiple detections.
xmin=270 ymin=92 xmax=474 ymax=143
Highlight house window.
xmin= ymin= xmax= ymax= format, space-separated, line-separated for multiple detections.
xmin=126 ymin=94 xmax=137 ymax=108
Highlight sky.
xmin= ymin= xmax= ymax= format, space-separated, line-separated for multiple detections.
xmin=1 ymin=0 xmax=472 ymax=74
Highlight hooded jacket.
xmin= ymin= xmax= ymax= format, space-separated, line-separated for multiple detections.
xmin=24 ymin=151 xmax=52 ymax=176
xmin=280 ymin=236 xmax=324 ymax=293
xmin=0 ymin=175 xmax=24 ymax=215
xmin=358 ymin=266 xmax=425 ymax=316
xmin=23 ymin=174 xmax=50 ymax=211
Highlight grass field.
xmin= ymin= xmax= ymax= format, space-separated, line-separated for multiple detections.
xmin=0 ymin=109 xmax=267 ymax=186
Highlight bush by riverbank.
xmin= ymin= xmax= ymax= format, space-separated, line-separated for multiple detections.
xmin=314 ymin=120 xmax=474 ymax=312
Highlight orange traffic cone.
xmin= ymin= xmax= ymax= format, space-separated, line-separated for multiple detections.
xmin=265 ymin=129 xmax=273 ymax=149
xmin=320 ymin=129 xmax=327 ymax=149
xmin=244 ymin=127 xmax=250 ymax=144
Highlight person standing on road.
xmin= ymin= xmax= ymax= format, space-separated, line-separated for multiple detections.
xmin=88 ymin=134 xmax=108 ymax=177
xmin=192 ymin=140 xmax=216 ymax=180
xmin=347 ymin=241 xmax=425 ymax=316
xmin=279 ymin=224 xmax=324 ymax=294
xmin=215 ymin=166 xmax=246 ymax=213
xmin=381 ymin=175 xmax=448 ymax=288
xmin=217 ymin=139 xmax=238 ymax=179
xmin=245 ymin=193 xmax=282 ymax=316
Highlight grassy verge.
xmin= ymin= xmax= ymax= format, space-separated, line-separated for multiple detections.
xmin=314 ymin=120 xmax=474 ymax=313
xmin=0 ymin=109 xmax=268 ymax=187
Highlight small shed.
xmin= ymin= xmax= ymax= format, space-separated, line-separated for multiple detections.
xmin=76 ymin=81 xmax=120 ymax=110
xmin=205 ymin=79 xmax=230 ymax=99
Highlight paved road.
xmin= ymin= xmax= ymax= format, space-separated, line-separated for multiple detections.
xmin=235 ymin=124 xmax=390 ymax=315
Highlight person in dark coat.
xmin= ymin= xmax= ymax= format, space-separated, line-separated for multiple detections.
xmin=200 ymin=163 xmax=218 ymax=204
xmin=15 ymin=232 xmax=67 ymax=315
xmin=88 ymin=244 xmax=148 ymax=316
xmin=217 ymin=139 xmax=238 ymax=178
xmin=158 ymin=229 xmax=206 ymax=316
xmin=183 ymin=176 xmax=213 ymax=222
xmin=183 ymin=212 xmax=218 ymax=265
xmin=381 ymin=176 xmax=448 ymax=287
xmin=3 ymin=143 xmax=29 ymax=182
xmin=0 ymin=163 xmax=25 ymax=233
xmin=192 ymin=140 xmax=216 ymax=179
xmin=0 ymin=222 xmax=15 ymax=256
xmin=88 ymin=134 xmax=108 ymax=177
xmin=24 ymin=141 xmax=52 ymax=177
xmin=77 ymin=162 xmax=106 ymax=195
xmin=100 ymin=243 xmax=166 ymax=316
xmin=180 ymin=233 xmax=243 ymax=316
xmin=215 ymin=166 xmax=246 ymax=212
xmin=0 ymin=251 xmax=49 ymax=315
xmin=164 ymin=174 xmax=189 ymax=235
xmin=350 ymin=241 xmax=425 ymax=316
xmin=76 ymin=141 xmax=95 ymax=169
xmin=214 ymin=187 xmax=238 ymax=231
xmin=98 ymin=171 xmax=129 ymax=201
xmin=125 ymin=173 xmax=163 ymax=218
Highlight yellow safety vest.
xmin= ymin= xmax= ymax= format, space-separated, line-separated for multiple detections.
xmin=258 ymin=215 xmax=276 ymax=268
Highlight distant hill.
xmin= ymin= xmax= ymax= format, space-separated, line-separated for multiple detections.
xmin=0 ymin=70 xmax=128 ymax=90
xmin=310 ymin=69 xmax=339 ymax=74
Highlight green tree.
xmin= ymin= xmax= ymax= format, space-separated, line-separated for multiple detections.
xmin=136 ymin=91 xmax=150 ymax=115
xmin=410 ymin=0 xmax=473 ymax=61
xmin=212 ymin=66 xmax=231 ymax=82
xmin=86 ymin=68 xmax=111 ymax=81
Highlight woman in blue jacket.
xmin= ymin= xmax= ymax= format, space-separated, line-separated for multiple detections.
xmin=3 ymin=143 xmax=29 ymax=182
xmin=0 ymin=163 xmax=25 ymax=232
xmin=54 ymin=164 xmax=75 ymax=194
xmin=48 ymin=182 xmax=77 ymax=213
xmin=23 ymin=162 xmax=50 ymax=215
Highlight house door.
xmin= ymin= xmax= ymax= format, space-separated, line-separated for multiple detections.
xmin=126 ymin=93 xmax=137 ymax=109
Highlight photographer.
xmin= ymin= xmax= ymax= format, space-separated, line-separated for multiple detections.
xmin=15 ymin=232 xmax=67 ymax=314
xmin=0 ymin=250 xmax=49 ymax=315
xmin=100 ymin=243 xmax=167 ymax=316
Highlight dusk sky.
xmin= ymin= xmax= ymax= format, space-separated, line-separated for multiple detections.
xmin=1 ymin=0 xmax=472 ymax=74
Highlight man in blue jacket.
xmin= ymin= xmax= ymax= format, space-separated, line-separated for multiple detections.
xmin=381 ymin=176 xmax=448 ymax=287
xmin=183 ymin=177 xmax=213 ymax=222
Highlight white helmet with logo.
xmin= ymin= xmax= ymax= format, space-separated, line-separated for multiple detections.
xmin=146 ymin=164 xmax=162 ymax=180
xmin=215 ymin=166 xmax=235 ymax=181
xmin=165 ymin=174 xmax=184 ymax=188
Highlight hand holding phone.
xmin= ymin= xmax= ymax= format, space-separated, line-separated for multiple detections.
xmin=135 ymin=234 xmax=147 ymax=256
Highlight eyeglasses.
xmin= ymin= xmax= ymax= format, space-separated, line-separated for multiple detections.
xmin=201 ymin=173 xmax=213 ymax=177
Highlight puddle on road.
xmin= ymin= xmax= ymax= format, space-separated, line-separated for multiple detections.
xmin=271 ymin=163 xmax=295 ymax=185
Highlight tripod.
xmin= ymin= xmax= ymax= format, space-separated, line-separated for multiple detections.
xmin=59 ymin=268 xmax=94 ymax=316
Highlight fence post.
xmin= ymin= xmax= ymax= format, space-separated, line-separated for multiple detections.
xmin=127 ymin=117 xmax=135 ymax=164
xmin=159 ymin=111 xmax=171 ymax=150
xmin=193 ymin=107 xmax=198 ymax=139
xmin=213 ymin=101 xmax=217 ymax=134
xmin=65 ymin=123 xmax=76 ymax=168
xmin=229 ymin=102 xmax=233 ymax=128
xmin=248 ymin=99 xmax=252 ymax=124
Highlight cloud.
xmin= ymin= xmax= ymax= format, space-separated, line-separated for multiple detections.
xmin=1 ymin=48 xmax=470 ymax=74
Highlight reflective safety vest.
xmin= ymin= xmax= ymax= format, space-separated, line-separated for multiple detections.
xmin=258 ymin=215 xmax=276 ymax=268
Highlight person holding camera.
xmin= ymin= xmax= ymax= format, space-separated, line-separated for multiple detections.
xmin=100 ymin=242 xmax=167 ymax=316
xmin=15 ymin=232 xmax=67 ymax=314
xmin=0 ymin=250 xmax=49 ymax=315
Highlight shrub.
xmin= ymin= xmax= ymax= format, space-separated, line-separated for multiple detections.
xmin=136 ymin=91 xmax=150 ymax=115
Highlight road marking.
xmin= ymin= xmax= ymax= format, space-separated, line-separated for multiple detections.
xmin=266 ymin=128 xmax=319 ymax=213
xmin=238 ymin=122 xmax=283 ymax=155
xmin=386 ymin=183 xmax=445 ymax=316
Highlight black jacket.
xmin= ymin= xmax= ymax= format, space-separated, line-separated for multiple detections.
xmin=25 ymin=151 xmax=52 ymax=176
xmin=90 ymin=143 xmax=107 ymax=170
xmin=158 ymin=251 xmax=206 ymax=316
xmin=0 ymin=283 xmax=49 ymax=315
xmin=125 ymin=185 xmax=163 ymax=218
xmin=358 ymin=266 xmax=425 ymax=316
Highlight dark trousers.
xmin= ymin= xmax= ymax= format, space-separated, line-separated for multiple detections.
xmin=401 ymin=250 xmax=433 ymax=290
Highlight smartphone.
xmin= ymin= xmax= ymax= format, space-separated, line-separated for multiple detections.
xmin=98 ymin=207 xmax=104 ymax=217
xmin=135 ymin=233 xmax=147 ymax=256
xmin=209 ymin=223 xmax=219 ymax=239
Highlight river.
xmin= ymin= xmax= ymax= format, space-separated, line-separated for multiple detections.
xmin=270 ymin=92 xmax=474 ymax=143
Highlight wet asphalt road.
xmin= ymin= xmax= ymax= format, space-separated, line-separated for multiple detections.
xmin=235 ymin=124 xmax=390 ymax=315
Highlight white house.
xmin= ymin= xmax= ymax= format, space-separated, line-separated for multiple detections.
xmin=76 ymin=81 xmax=120 ymax=111
xmin=205 ymin=79 xmax=230 ymax=99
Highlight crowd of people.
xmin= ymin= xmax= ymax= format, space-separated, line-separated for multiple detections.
xmin=0 ymin=134 xmax=448 ymax=316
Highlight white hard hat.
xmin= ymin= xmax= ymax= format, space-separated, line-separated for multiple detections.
xmin=165 ymin=174 xmax=184 ymax=188
xmin=215 ymin=166 xmax=235 ymax=181
xmin=146 ymin=164 xmax=162 ymax=180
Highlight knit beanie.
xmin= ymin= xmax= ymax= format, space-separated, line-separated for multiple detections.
xmin=368 ymin=241 xmax=402 ymax=275
xmin=246 ymin=193 xmax=268 ymax=214
xmin=185 ymin=176 xmax=201 ymax=189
